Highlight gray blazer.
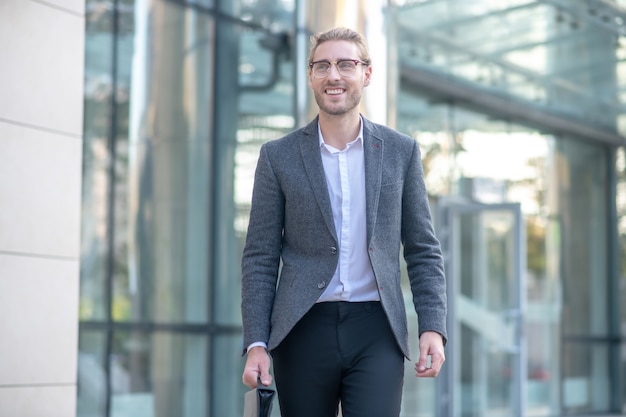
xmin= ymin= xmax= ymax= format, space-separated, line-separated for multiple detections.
xmin=241 ymin=116 xmax=447 ymax=359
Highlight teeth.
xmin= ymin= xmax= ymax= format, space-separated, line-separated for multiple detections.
xmin=326 ymin=88 xmax=343 ymax=95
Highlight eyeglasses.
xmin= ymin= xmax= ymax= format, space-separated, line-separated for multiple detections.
xmin=309 ymin=59 xmax=368 ymax=78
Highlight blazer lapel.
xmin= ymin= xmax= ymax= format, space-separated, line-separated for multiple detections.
xmin=362 ymin=117 xmax=383 ymax=244
xmin=300 ymin=117 xmax=337 ymax=240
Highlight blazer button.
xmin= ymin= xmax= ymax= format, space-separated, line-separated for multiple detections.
xmin=330 ymin=246 xmax=337 ymax=254
xmin=317 ymin=281 xmax=326 ymax=289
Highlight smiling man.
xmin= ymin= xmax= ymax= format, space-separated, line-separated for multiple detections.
xmin=241 ymin=27 xmax=448 ymax=417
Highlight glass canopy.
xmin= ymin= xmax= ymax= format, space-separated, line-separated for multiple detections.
xmin=394 ymin=0 xmax=626 ymax=143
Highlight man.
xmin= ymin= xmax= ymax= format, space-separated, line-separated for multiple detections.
xmin=241 ymin=27 xmax=447 ymax=417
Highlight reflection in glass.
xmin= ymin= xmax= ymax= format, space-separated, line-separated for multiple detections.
xmin=81 ymin=0 xmax=298 ymax=415
xmin=81 ymin=0 xmax=116 ymax=322
xmin=110 ymin=0 xmax=214 ymax=324
xmin=561 ymin=342 xmax=610 ymax=413
xmin=109 ymin=331 xmax=207 ymax=417
xmin=455 ymin=209 xmax=520 ymax=417
xmin=77 ymin=331 xmax=107 ymax=417
xmin=555 ymin=138 xmax=611 ymax=414
xmin=556 ymin=139 xmax=609 ymax=337
xmin=617 ymin=147 xmax=626 ymax=414
xmin=393 ymin=0 xmax=620 ymax=133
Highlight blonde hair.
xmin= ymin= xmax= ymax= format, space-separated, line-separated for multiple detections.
xmin=308 ymin=27 xmax=371 ymax=65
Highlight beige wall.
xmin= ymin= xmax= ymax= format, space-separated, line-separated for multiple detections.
xmin=0 ymin=0 xmax=84 ymax=416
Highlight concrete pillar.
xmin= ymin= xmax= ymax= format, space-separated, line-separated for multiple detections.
xmin=0 ymin=0 xmax=84 ymax=416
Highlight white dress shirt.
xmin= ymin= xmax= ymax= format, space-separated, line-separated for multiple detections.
xmin=317 ymin=119 xmax=379 ymax=302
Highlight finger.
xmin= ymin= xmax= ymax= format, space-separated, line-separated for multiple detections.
xmin=415 ymin=362 xmax=438 ymax=378
xmin=415 ymin=353 xmax=430 ymax=375
xmin=430 ymin=353 xmax=445 ymax=373
xmin=416 ymin=368 xmax=437 ymax=377
xmin=259 ymin=369 xmax=273 ymax=386
xmin=242 ymin=349 xmax=273 ymax=388
xmin=241 ymin=370 xmax=257 ymax=388
xmin=416 ymin=348 xmax=430 ymax=373
xmin=242 ymin=369 xmax=260 ymax=388
xmin=416 ymin=353 xmax=445 ymax=377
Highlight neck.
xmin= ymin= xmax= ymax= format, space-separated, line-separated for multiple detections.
xmin=318 ymin=111 xmax=361 ymax=150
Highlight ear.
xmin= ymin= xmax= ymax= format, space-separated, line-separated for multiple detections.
xmin=308 ymin=70 xmax=314 ymax=89
xmin=363 ymin=65 xmax=372 ymax=87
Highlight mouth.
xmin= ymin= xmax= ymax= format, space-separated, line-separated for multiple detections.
xmin=325 ymin=87 xmax=345 ymax=96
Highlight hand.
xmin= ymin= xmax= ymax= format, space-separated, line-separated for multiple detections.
xmin=415 ymin=331 xmax=445 ymax=378
xmin=242 ymin=346 xmax=273 ymax=389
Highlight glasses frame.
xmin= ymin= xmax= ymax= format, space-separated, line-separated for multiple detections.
xmin=308 ymin=59 xmax=369 ymax=78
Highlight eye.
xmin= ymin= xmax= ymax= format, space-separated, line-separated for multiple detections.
xmin=314 ymin=62 xmax=330 ymax=72
xmin=338 ymin=60 xmax=355 ymax=71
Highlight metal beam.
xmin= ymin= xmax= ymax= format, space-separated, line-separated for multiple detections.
xmin=400 ymin=62 xmax=626 ymax=146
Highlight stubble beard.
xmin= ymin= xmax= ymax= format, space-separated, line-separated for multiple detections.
xmin=314 ymin=87 xmax=362 ymax=116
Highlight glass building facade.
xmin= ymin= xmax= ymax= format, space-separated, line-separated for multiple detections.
xmin=78 ymin=0 xmax=626 ymax=416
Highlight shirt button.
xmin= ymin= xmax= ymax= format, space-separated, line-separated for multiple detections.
xmin=317 ymin=281 xmax=326 ymax=289
xmin=330 ymin=246 xmax=337 ymax=254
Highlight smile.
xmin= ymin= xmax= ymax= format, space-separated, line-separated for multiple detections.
xmin=325 ymin=88 xmax=345 ymax=95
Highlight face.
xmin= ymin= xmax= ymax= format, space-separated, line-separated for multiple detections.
xmin=308 ymin=40 xmax=372 ymax=117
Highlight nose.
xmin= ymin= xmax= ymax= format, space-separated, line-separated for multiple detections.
xmin=327 ymin=62 xmax=342 ymax=79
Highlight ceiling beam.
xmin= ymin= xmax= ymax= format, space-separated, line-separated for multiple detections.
xmin=400 ymin=62 xmax=626 ymax=146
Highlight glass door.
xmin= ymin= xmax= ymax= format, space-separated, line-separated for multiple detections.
xmin=436 ymin=199 xmax=527 ymax=417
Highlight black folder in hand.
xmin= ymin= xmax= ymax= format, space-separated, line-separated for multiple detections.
xmin=243 ymin=378 xmax=275 ymax=417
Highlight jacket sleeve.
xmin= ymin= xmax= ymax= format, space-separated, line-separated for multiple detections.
xmin=241 ymin=144 xmax=285 ymax=355
xmin=401 ymin=140 xmax=448 ymax=344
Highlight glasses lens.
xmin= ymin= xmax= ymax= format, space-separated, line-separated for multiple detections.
xmin=312 ymin=62 xmax=330 ymax=78
xmin=337 ymin=60 xmax=357 ymax=76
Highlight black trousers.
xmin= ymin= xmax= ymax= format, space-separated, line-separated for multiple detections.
xmin=271 ymin=301 xmax=404 ymax=417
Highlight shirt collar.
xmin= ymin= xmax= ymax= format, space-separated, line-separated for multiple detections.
xmin=318 ymin=116 xmax=364 ymax=150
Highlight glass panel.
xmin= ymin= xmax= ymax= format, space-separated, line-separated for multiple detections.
xmin=554 ymin=139 xmax=609 ymax=337
xmin=239 ymin=0 xmax=294 ymax=29
xmin=561 ymin=342 xmax=611 ymax=413
xmin=110 ymin=331 xmax=207 ymax=417
xmin=393 ymin=0 xmax=621 ymax=135
xmin=454 ymin=209 xmax=519 ymax=417
xmin=189 ymin=0 xmax=213 ymax=6
xmin=553 ymin=138 xmax=611 ymax=414
xmin=525 ymin=178 xmax=560 ymax=417
xmin=396 ymin=99 xmax=553 ymax=206
xmin=108 ymin=0 xmax=213 ymax=324
xmin=81 ymin=0 xmax=115 ymax=322
xmin=110 ymin=0 xmax=133 ymax=324
xmin=217 ymin=1 xmax=297 ymax=325
xmin=397 ymin=89 xmax=617 ymax=415
xmin=77 ymin=330 xmax=107 ymax=417
xmin=211 ymin=16 xmax=244 ymax=328
xmin=619 ymin=147 xmax=626 ymax=414
xmin=623 ymin=342 xmax=626 ymax=415
xmin=81 ymin=0 xmax=298 ymax=414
